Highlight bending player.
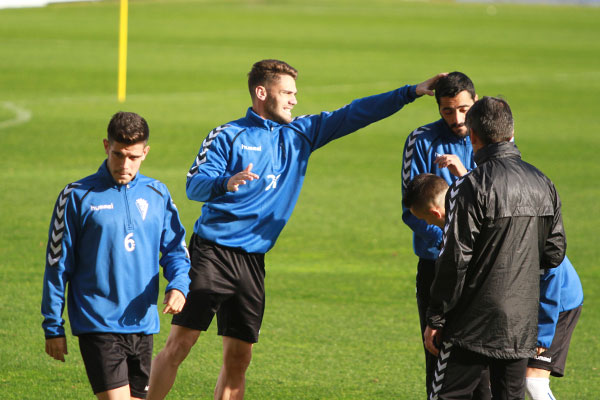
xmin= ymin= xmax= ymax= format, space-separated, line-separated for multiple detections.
xmin=403 ymin=173 xmax=583 ymax=400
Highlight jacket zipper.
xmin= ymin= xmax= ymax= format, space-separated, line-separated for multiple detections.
xmin=123 ymin=184 xmax=133 ymax=231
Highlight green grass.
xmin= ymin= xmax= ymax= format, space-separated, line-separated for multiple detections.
xmin=1 ymin=0 xmax=599 ymax=398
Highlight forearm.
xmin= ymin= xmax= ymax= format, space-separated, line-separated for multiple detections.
xmin=542 ymin=188 xmax=566 ymax=268
xmin=311 ymin=85 xmax=418 ymax=150
xmin=163 ymin=260 xmax=191 ymax=297
xmin=186 ymin=174 xmax=229 ymax=202
xmin=537 ymin=270 xmax=560 ymax=348
xmin=160 ymin=207 xmax=192 ymax=297
xmin=41 ymin=268 xmax=68 ymax=337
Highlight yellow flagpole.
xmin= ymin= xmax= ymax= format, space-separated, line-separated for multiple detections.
xmin=117 ymin=0 xmax=128 ymax=102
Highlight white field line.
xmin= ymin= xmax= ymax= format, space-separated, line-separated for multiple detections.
xmin=0 ymin=102 xmax=32 ymax=129
xmin=0 ymin=0 xmax=98 ymax=9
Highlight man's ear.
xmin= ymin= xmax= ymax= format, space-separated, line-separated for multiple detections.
xmin=255 ymin=85 xmax=267 ymax=101
xmin=430 ymin=207 xmax=443 ymax=219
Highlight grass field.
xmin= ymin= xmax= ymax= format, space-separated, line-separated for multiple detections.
xmin=1 ymin=0 xmax=599 ymax=398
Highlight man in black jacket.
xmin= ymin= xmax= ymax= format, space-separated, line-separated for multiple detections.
xmin=424 ymin=97 xmax=566 ymax=400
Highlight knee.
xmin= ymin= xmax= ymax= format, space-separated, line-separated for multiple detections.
xmin=160 ymin=331 xmax=199 ymax=365
xmin=223 ymin=346 xmax=252 ymax=374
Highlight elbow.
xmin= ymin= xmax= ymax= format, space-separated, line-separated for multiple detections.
xmin=185 ymin=183 xmax=195 ymax=201
xmin=185 ymin=179 xmax=207 ymax=202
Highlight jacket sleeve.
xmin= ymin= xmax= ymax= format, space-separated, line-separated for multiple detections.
xmin=537 ymin=266 xmax=562 ymax=348
xmin=401 ymin=128 xmax=443 ymax=248
xmin=41 ymin=184 xmax=79 ymax=338
xmin=427 ymin=177 xmax=480 ymax=329
xmin=292 ymin=85 xmax=418 ymax=152
xmin=159 ymin=187 xmax=191 ymax=297
xmin=541 ymin=183 xmax=566 ymax=269
xmin=186 ymin=125 xmax=233 ymax=202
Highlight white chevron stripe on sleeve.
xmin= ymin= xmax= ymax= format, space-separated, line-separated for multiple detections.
xmin=187 ymin=124 xmax=231 ymax=178
xmin=46 ymin=182 xmax=80 ymax=267
xmin=402 ymin=129 xmax=424 ymax=189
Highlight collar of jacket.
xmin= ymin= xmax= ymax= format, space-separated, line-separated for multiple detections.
xmin=98 ymin=159 xmax=140 ymax=189
xmin=474 ymin=141 xmax=521 ymax=165
xmin=245 ymin=107 xmax=285 ymax=131
xmin=437 ymin=119 xmax=470 ymax=144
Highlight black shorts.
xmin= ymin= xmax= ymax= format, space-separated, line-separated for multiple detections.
xmin=431 ymin=343 xmax=525 ymax=400
xmin=172 ymin=234 xmax=266 ymax=343
xmin=78 ymin=333 xmax=152 ymax=398
xmin=528 ymin=305 xmax=582 ymax=377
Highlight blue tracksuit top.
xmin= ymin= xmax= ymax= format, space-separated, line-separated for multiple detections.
xmin=187 ymin=85 xmax=419 ymax=253
xmin=401 ymin=119 xmax=476 ymax=260
xmin=42 ymin=161 xmax=191 ymax=338
xmin=538 ymin=255 xmax=584 ymax=348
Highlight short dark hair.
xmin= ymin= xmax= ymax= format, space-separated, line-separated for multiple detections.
xmin=434 ymin=72 xmax=476 ymax=105
xmin=107 ymin=111 xmax=149 ymax=144
xmin=403 ymin=173 xmax=449 ymax=211
xmin=465 ymin=96 xmax=514 ymax=145
xmin=248 ymin=59 xmax=298 ymax=99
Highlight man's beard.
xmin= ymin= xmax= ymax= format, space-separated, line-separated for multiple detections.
xmin=450 ymin=123 xmax=468 ymax=138
xmin=264 ymin=97 xmax=291 ymax=124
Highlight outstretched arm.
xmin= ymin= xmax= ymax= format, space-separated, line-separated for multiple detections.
xmin=294 ymin=73 xmax=447 ymax=151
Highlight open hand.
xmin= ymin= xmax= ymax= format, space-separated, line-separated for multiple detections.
xmin=227 ymin=163 xmax=259 ymax=192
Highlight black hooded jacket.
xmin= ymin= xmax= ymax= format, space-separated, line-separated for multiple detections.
xmin=427 ymin=142 xmax=566 ymax=359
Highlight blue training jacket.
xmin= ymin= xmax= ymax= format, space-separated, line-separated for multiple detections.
xmin=42 ymin=161 xmax=191 ymax=338
xmin=186 ymin=85 xmax=419 ymax=254
xmin=401 ymin=119 xmax=476 ymax=260
xmin=538 ymin=255 xmax=584 ymax=348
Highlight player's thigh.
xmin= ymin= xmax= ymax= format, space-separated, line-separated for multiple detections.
xmin=217 ymin=254 xmax=265 ymax=344
xmin=78 ymin=333 xmax=130 ymax=395
xmin=535 ymin=305 xmax=582 ymax=377
xmin=126 ymin=334 xmax=153 ymax=398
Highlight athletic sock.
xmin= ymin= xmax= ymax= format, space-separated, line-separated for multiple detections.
xmin=525 ymin=377 xmax=555 ymax=400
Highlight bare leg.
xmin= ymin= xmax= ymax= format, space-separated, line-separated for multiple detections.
xmin=147 ymin=325 xmax=201 ymax=400
xmin=526 ymin=367 xmax=551 ymax=378
xmin=96 ymin=385 xmax=132 ymax=400
xmin=214 ymin=336 xmax=253 ymax=400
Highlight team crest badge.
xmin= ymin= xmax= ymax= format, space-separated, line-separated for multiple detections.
xmin=136 ymin=198 xmax=148 ymax=220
